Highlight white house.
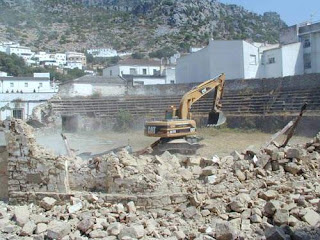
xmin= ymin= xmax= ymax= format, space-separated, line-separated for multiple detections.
xmin=58 ymin=75 xmax=126 ymax=97
xmin=87 ymin=48 xmax=118 ymax=58
xmin=55 ymin=53 xmax=67 ymax=66
xmin=280 ymin=21 xmax=320 ymax=74
xmin=0 ymin=73 xmax=58 ymax=120
xmin=0 ymin=74 xmax=58 ymax=93
xmin=103 ymin=59 xmax=175 ymax=85
xmin=66 ymin=52 xmax=86 ymax=69
xmin=0 ymin=72 xmax=7 ymax=77
xmin=6 ymin=44 xmax=34 ymax=62
xmin=176 ymin=39 xmax=304 ymax=83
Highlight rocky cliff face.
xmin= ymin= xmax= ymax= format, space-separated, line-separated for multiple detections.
xmin=0 ymin=0 xmax=286 ymax=53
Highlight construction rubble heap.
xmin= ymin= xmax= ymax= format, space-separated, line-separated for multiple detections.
xmin=0 ymin=120 xmax=320 ymax=240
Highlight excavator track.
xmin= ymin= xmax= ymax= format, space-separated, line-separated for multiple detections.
xmin=151 ymin=137 xmax=203 ymax=155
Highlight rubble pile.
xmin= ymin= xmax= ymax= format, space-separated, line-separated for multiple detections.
xmin=0 ymin=120 xmax=320 ymax=239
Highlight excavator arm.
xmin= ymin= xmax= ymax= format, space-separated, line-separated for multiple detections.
xmin=178 ymin=73 xmax=226 ymax=125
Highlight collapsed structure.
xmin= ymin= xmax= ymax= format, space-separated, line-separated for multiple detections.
xmin=0 ymin=119 xmax=319 ymax=239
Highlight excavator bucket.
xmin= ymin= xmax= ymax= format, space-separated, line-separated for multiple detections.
xmin=207 ymin=111 xmax=226 ymax=126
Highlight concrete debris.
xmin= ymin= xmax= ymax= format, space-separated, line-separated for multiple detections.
xmin=1 ymin=120 xmax=320 ymax=239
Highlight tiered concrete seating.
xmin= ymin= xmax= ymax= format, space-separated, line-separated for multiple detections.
xmin=50 ymin=88 xmax=320 ymax=119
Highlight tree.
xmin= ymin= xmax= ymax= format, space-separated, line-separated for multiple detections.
xmin=132 ymin=52 xmax=145 ymax=59
xmin=149 ymin=47 xmax=175 ymax=59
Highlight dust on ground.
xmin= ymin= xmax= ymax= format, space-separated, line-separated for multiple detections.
xmin=35 ymin=128 xmax=311 ymax=158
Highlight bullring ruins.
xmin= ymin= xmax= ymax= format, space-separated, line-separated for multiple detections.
xmin=0 ymin=73 xmax=320 ymax=239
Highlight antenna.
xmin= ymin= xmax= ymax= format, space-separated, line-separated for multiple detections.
xmin=310 ymin=11 xmax=319 ymax=23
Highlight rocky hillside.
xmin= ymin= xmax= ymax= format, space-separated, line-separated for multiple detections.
xmin=0 ymin=0 xmax=286 ymax=53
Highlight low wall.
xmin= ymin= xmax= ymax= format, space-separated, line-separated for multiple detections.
xmin=127 ymin=73 xmax=320 ymax=96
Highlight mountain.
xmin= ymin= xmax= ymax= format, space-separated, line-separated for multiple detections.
xmin=0 ymin=0 xmax=286 ymax=53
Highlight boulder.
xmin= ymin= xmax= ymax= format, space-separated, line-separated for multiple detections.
xmin=302 ymin=209 xmax=320 ymax=226
xmin=118 ymin=224 xmax=145 ymax=239
xmin=68 ymin=202 xmax=83 ymax=214
xmin=20 ymin=221 xmax=36 ymax=236
xmin=127 ymin=201 xmax=137 ymax=214
xmin=89 ymin=229 xmax=108 ymax=238
xmin=265 ymin=227 xmax=286 ymax=240
xmin=215 ymin=221 xmax=238 ymax=240
xmin=273 ymin=209 xmax=289 ymax=225
xmin=259 ymin=190 xmax=278 ymax=201
xmin=36 ymin=223 xmax=47 ymax=234
xmin=107 ymin=222 xmax=122 ymax=236
xmin=39 ymin=197 xmax=57 ymax=211
xmin=77 ymin=218 xmax=94 ymax=233
xmin=284 ymin=163 xmax=301 ymax=175
xmin=264 ymin=200 xmax=281 ymax=217
xmin=47 ymin=220 xmax=71 ymax=240
xmin=13 ymin=206 xmax=30 ymax=227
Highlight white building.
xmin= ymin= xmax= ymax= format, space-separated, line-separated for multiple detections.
xmin=280 ymin=21 xmax=320 ymax=74
xmin=58 ymin=76 xmax=126 ymax=97
xmin=6 ymin=44 xmax=34 ymax=62
xmin=66 ymin=52 xmax=86 ymax=70
xmin=55 ymin=53 xmax=67 ymax=66
xmin=87 ymin=48 xmax=118 ymax=58
xmin=0 ymin=73 xmax=58 ymax=120
xmin=176 ymin=39 xmax=304 ymax=83
xmin=0 ymin=72 xmax=8 ymax=77
xmin=103 ymin=59 xmax=176 ymax=85
xmin=0 ymin=74 xmax=58 ymax=93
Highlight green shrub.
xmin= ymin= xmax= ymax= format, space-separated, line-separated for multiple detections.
xmin=113 ymin=109 xmax=134 ymax=132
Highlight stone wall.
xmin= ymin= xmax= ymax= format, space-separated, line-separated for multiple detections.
xmin=4 ymin=120 xmax=71 ymax=204
xmin=127 ymin=73 xmax=320 ymax=96
xmin=2 ymin=119 xmax=188 ymax=207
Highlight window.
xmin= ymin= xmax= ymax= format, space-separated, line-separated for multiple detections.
xmin=12 ymin=109 xmax=23 ymax=120
xmin=39 ymin=83 xmax=43 ymax=87
xmin=170 ymin=80 xmax=175 ymax=84
xmin=24 ymin=83 xmax=28 ymax=87
xmin=304 ymin=53 xmax=311 ymax=69
xmin=268 ymin=57 xmax=275 ymax=64
xmin=153 ymin=69 xmax=158 ymax=75
xmin=10 ymin=82 xmax=14 ymax=87
xmin=304 ymin=39 xmax=311 ymax=48
xmin=130 ymin=68 xmax=137 ymax=75
xmin=249 ymin=55 xmax=257 ymax=65
xmin=110 ymin=70 xmax=113 ymax=76
xmin=143 ymin=69 xmax=147 ymax=75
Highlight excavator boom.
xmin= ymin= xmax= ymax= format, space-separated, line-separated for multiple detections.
xmin=179 ymin=73 xmax=226 ymax=126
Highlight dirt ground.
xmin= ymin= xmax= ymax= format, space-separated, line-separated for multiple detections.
xmin=35 ymin=128 xmax=311 ymax=158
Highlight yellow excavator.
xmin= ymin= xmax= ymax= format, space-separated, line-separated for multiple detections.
xmin=144 ymin=73 xmax=226 ymax=154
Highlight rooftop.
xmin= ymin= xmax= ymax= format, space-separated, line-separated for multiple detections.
xmin=61 ymin=75 xmax=126 ymax=85
xmin=0 ymin=77 xmax=50 ymax=81
xmin=118 ymin=58 xmax=161 ymax=66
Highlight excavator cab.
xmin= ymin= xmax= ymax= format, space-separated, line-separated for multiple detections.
xmin=165 ymin=106 xmax=178 ymax=120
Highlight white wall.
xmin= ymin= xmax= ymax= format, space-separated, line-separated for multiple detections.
xmin=164 ymin=68 xmax=176 ymax=84
xmin=103 ymin=65 xmax=120 ymax=77
xmin=262 ymin=48 xmax=283 ymax=78
xmin=119 ymin=65 xmax=161 ymax=76
xmin=58 ymin=83 xmax=126 ymax=97
xmin=311 ymin=32 xmax=320 ymax=73
xmin=176 ymin=45 xmax=211 ymax=83
xmin=176 ymin=40 xmax=245 ymax=83
xmin=0 ymin=92 xmax=56 ymax=120
xmin=242 ymin=41 xmax=260 ymax=79
xmin=282 ymin=42 xmax=304 ymax=76
xmin=133 ymin=77 xmax=166 ymax=85
xmin=0 ymin=79 xmax=55 ymax=93
xmin=103 ymin=65 xmax=161 ymax=77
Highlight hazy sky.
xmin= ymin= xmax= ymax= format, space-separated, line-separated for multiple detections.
xmin=219 ymin=0 xmax=320 ymax=26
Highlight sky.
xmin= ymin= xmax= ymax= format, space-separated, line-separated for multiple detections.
xmin=219 ymin=0 xmax=320 ymax=26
